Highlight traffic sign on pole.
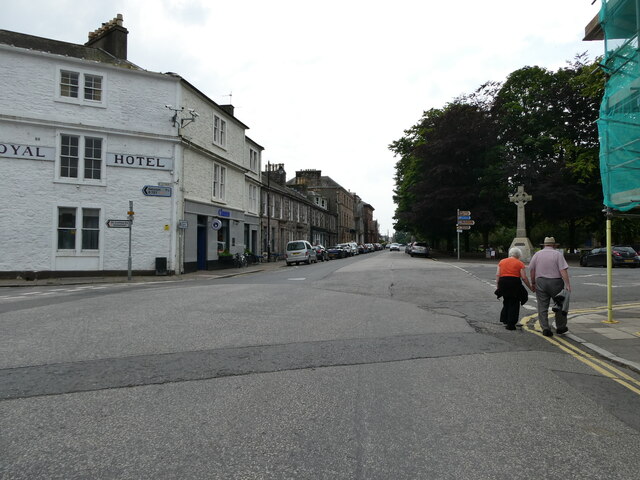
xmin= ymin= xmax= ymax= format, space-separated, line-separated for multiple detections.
xmin=106 ymin=219 xmax=132 ymax=228
xmin=458 ymin=210 xmax=471 ymax=216
xmin=457 ymin=220 xmax=475 ymax=226
xmin=456 ymin=225 xmax=472 ymax=230
xmin=142 ymin=185 xmax=172 ymax=197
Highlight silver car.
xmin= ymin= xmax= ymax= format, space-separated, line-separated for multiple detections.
xmin=285 ymin=240 xmax=318 ymax=266
xmin=410 ymin=242 xmax=430 ymax=257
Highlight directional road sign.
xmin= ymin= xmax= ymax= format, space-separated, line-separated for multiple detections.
xmin=458 ymin=210 xmax=471 ymax=216
xmin=456 ymin=225 xmax=472 ymax=230
xmin=106 ymin=219 xmax=132 ymax=228
xmin=458 ymin=220 xmax=475 ymax=226
xmin=458 ymin=215 xmax=471 ymax=220
xmin=142 ymin=185 xmax=172 ymax=197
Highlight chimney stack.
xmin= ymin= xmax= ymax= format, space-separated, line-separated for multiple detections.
xmin=265 ymin=163 xmax=287 ymax=186
xmin=220 ymin=105 xmax=235 ymax=116
xmin=85 ymin=14 xmax=128 ymax=60
xmin=295 ymin=169 xmax=322 ymax=185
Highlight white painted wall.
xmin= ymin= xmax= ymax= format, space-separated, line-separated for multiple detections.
xmin=0 ymin=45 xmax=181 ymax=273
xmin=180 ymin=86 xmax=248 ymax=210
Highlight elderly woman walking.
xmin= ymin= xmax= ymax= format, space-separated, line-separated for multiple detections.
xmin=495 ymin=247 xmax=533 ymax=330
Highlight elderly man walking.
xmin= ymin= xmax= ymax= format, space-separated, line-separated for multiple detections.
xmin=529 ymin=237 xmax=572 ymax=337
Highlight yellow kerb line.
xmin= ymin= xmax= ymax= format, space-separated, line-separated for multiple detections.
xmin=522 ymin=310 xmax=640 ymax=395
xmin=526 ymin=327 xmax=640 ymax=394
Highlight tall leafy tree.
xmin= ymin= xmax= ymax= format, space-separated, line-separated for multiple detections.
xmin=391 ymin=101 xmax=499 ymax=248
xmin=492 ymin=57 xmax=605 ymax=248
xmin=392 ymin=56 xmax=612 ymax=251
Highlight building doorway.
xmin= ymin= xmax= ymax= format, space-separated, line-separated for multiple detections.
xmin=197 ymin=215 xmax=207 ymax=270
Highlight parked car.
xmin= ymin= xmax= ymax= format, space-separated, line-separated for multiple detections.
xmin=327 ymin=245 xmax=347 ymax=259
xmin=410 ymin=242 xmax=430 ymax=257
xmin=405 ymin=242 xmax=414 ymax=254
xmin=580 ymin=246 xmax=640 ymax=267
xmin=337 ymin=242 xmax=358 ymax=256
xmin=285 ymin=240 xmax=318 ymax=266
xmin=313 ymin=244 xmax=329 ymax=261
xmin=389 ymin=243 xmax=400 ymax=251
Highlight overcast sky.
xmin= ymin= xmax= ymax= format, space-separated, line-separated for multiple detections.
xmin=3 ymin=0 xmax=604 ymax=236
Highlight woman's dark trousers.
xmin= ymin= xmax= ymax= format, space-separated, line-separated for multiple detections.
xmin=500 ymin=296 xmax=520 ymax=328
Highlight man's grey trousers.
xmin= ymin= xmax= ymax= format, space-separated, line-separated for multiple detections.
xmin=535 ymin=277 xmax=567 ymax=331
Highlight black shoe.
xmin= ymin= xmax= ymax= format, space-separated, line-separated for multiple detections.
xmin=556 ymin=326 xmax=568 ymax=335
xmin=505 ymin=325 xmax=516 ymax=330
xmin=551 ymin=306 xmax=560 ymax=313
xmin=542 ymin=329 xmax=553 ymax=337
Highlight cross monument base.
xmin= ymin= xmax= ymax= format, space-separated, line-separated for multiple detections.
xmin=509 ymin=237 xmax=534 ymax=263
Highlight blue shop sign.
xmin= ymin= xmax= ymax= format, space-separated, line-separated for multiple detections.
xmin=217 ymin=209 xmax=231 ymax=217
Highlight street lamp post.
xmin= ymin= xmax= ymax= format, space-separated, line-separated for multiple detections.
xmin=266 ymin=162 xmax=271 ymax=262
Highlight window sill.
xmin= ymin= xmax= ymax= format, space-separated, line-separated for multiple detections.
xmin=55 ymin=251 xmax=100 ymax=257
xmin=55 ymin=98 xmax=106 ymax=109
xmin=54 ymin=178 xmax=107 ymax=187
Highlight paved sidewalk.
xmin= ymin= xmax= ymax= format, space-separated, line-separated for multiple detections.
xmin=562 ymin=306 xmax=640 ymax=374
xmin=0 ymin=259 xmax=286 ymax=288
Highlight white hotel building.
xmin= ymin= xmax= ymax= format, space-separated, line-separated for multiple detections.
xmin=0 ymin=15 xmax=263 ymax=278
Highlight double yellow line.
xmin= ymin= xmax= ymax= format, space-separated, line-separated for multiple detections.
xmin=522 ymin=304 xmax=640 ymax=396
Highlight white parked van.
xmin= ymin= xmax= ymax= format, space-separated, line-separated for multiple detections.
xmin=285 ymin=240 xmax=318 ymax=266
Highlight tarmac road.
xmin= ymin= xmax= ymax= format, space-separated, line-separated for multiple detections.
xmin=1 ymin=252 xmax=639 ymax=479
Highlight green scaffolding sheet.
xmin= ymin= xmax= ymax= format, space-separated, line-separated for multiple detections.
xmin=598 ymin=0 xmax=640 ymax=211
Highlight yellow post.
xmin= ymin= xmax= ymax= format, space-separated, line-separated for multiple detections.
xmin=603 ymin=213 xmax=619 ymax=324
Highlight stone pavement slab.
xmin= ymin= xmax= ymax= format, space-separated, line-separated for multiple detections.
xmin=565 ymin=308 xmax=640 ymax=374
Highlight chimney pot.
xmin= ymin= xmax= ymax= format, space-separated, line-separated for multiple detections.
xmin=85 ymin=13 xmax=128 ymax=60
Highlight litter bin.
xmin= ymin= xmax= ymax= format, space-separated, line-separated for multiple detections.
xmin=155 ymin=257 xmax=168 ymax=275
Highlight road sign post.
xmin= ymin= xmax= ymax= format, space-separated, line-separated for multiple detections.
xmin=456 ymin=209 xmax=473 ymax=260
xmin=105 ymin=203 xmax=134 ymax=280
xmin=106 ymin=219 xmax=131 ymax=228
xmin=128 ymin=201 xmax=133 ymax=281
xmin=142 ymin=185 xmax=172 ymax=197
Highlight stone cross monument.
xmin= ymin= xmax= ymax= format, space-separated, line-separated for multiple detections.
xmin=508 ymin=185 xmax=534 ymax=261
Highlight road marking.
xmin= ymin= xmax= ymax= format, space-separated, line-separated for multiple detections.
xmin=522 ymin=308 xmax=640 ymax=396
xmin=288 ymin=278 xmax=306 ymax=281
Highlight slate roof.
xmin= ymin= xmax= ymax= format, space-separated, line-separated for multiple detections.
xmin=0 ymin=29 xmax=140 ymax=69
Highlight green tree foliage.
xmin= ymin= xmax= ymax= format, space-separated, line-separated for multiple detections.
xmin=390 ymin=102 xmax=501 ymax=247
xmin=391 ymin=55 xmax=613 ymax=251
xmin=493 ymin=57 xmax=604 ymax=247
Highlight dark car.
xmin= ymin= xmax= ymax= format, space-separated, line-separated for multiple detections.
xmin=580 ymin=246 xmax=640 ymax=267
xmin=327 ymin=245 xmax=347 ymax=259
xmin=313 ymin=244 xmax=329 ymax=261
